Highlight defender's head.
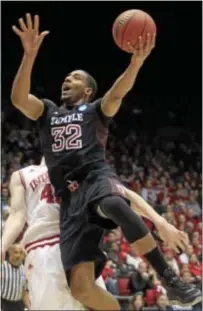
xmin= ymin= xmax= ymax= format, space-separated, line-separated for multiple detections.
xmin=61 ymin=70 xmax=97 ymax=107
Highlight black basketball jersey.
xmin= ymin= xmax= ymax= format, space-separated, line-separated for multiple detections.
xmin=37 ymin=98 xmax=111 ymax=194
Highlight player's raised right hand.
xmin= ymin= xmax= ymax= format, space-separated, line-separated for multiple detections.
xmin=12 ymin=14 xmax=49 ymax=57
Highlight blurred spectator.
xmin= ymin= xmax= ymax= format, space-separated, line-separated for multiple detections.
xmin=125 ymin=247 xmax=144 ymax=270
xmin=179 ymin=245 xmax=194 ymax=265
xmin=188 ymin=254 xmax=202 ymax=280
xmin=131 ymin=293 xmax=144 ymax=311
xmin=105 ymin=269 xmax=119 ymax=296
xmin=102 ymin=230 xmax=118 ymax=252
xmin=177 ymin=214 xmax=186 ymax=231
xmin=128 ymin=262 xmax=153 ymax=296
xmin=184 ymin=221 xmax=195 ymax=240
xmin=186 ymin=196 xmax=201 ymax=217
xmin=108 ymin=242 xmax=120 ymax=263
xmin=141 ymin=180 xmax=157 ymax=205
xmin=155 ymin=294 xmax=173 ymax=310
xmin=102 ymin=260 xmax=114 ymax=281
xmin=164 ymin=249 xmax=180 ymax=275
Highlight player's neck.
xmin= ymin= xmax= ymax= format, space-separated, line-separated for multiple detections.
xmin=63 ymin=97 xmax=87 ymax=109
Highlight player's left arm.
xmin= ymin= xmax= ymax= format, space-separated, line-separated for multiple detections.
xmin=124 ymin=187 xmax=163 ymax=225
xmin=2 ymin=171 xmax=27 ymax=252
xmin=124 ymin=187 xmax=189 ymax=252
xmin=101 ymin=34 xmax=155 ymax=117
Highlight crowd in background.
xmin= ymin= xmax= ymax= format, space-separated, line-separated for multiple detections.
xmin=1 ymin=108 xmax=202 ymax=310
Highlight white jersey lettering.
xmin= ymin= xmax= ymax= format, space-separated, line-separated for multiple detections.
xmin=19 ymin=165 xmax=60 ymax=246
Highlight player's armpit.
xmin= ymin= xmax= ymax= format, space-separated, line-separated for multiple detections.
xmin=2 ymin=171 xmax=27 ymax=251
xmin=12 ymin=94 xmax=44 ymax=121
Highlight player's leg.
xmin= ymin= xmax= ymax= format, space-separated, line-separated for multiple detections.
xmin=69 ymin=261 xmax=120 ymax=310
xmin=24 ymin=243 xmax=85 ymax=310
xmin=50 ymin=244 xmax=86 ymax=310
xmin=97 ymin=195 xmax=202 ymax=306
xmin=24 ymin=247 xmax=50 ymax=309
xmin=60 ymin=218 xmax=120 ymax=311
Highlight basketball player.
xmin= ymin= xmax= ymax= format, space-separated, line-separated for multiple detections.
xmin=11 ymin=14 xmax=201 ymax=308
xmin=1 ymin=160 xmax=87 ymax=310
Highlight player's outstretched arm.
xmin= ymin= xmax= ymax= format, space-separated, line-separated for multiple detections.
xmin=124 ymin=186 xmax=163 ymax=223
xmin=2 ymin=171 xmax=27 ymax=255
xmin=124 ymin=187 xmax=189 ymax=253
xmin=11 ymin=14 xmax=49 ymax=120
xmin=101 ymin=33 xmax=155 ymax=117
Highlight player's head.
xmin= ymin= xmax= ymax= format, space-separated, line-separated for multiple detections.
xmin=61 ymin=70 xmax=97 ymax=107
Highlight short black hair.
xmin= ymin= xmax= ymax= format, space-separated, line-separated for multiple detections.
xmin=84 ymin=71 xmax=98 ymax=102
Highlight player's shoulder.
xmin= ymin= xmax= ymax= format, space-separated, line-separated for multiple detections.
xmin=89 ymin=98 xmax=111 ymax=125
xmin=21 ymin=165 xmax=47 ymax=175
xmin=20 ymin=165 xmax=36 ymax=174
xmin=78 ymin=98 xmax=102 ymax=114
xmin=41 ymin=98 xmax=57 ymax=109
xmin=9 ymin=169 xmax=25 ymax=189
xmin=10 ymin=170 xmax=21 ymax=182
xmin=89 ymin=98 xmax=102 ymax=109
xmin=38 ymin=98 xmax=60 ymax=123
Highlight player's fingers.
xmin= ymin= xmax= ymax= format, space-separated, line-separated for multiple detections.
xmin=144 ymin=33 xmax=151 ymax=52
xmin=138 ymin=36 xmax=144 ymax=52
xmin=12 ymin=25 xmax=23 ymax=37
xmin=152 ymin=33 xmax=156 ymax=48
xmin=171 ymin=244 xmax=180 ymax=254
xmin=37 ymin=31 xmax=50 ymax=45
xmin=34 ymin=15 xmax=39 ymax=32
xmin=180 ymin=231 xmax=189 ymax=244
xmin=176 ymin=239 xmax=186 ymax=252
xmin=40 ymin=31 xmax=50 ymax=37
xmin=127 ymin=41 xmax=135 ymax=53
xmin=18 ymin=18 xmax=27 ymax=31
xmin=180 ymin=235 xmax=188 ymax=246
xmin=26 ymin=13 xmax=33 ymax=30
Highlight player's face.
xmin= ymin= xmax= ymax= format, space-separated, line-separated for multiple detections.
xmin=61 ymin=70 xmax=92 ymax=106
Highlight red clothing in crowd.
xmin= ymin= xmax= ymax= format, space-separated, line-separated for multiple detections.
xmin=189 ymin=263 xmax=202 ymax=278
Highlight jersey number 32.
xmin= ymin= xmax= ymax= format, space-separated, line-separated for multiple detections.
xmin=51 ymin=124 xmax=82 ymax=152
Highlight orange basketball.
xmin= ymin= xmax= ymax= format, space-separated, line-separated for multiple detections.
xmin=112 ymin=9 xmax=157 ymax=53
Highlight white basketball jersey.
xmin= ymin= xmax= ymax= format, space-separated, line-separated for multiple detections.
xmin=19 ymin=165 xmax=60 ymax=245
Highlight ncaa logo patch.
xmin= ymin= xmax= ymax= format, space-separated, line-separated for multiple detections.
xmin=78 ymin=104 xmax=87 ymax=112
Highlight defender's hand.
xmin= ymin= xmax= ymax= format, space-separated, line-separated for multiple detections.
xmin=12 ymin=14 xmax=49 ymax=57
xmin=128 ymin=33 xmax=156 ymax=67
xmin=156 ymin=220 xmax=189 ymax=253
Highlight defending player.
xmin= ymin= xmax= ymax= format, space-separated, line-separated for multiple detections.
xmin=10 ymin=14 xmax=201 ymax=309
xmin=1 ymin=161 xmax=86 ymax=310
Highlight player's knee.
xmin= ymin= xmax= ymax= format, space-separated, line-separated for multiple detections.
xmin=99 ymin=195 xmax=149 ymax=244
xmin=98 ymin=196 xmax=128 ymax=220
